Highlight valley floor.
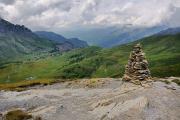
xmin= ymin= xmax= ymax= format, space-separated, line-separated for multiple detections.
xmin=0 ymin=78 xmax=180 ymax=120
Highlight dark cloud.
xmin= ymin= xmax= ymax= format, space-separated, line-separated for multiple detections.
xmin=0 ymin=0 xmax=15 ymax=5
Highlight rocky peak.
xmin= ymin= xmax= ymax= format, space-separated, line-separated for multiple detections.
xmin=122 ymin=43 xmax=152 ymax=85
xmin=0 ymin=18 xmax=33 ymax=36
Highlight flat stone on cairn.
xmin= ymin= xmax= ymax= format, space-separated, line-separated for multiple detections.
xmin=122 ymin=43 xmax=152 ymax=85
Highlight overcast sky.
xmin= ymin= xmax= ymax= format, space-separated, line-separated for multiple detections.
xmin=0 ymin=0 xmax=180 ymax=31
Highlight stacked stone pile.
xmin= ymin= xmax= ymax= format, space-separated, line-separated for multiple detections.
xmin=122 ymin=43 xmax=152 ymax=85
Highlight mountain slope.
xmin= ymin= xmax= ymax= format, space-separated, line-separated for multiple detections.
xmin=35 ymin=31 xmax=88 ymax=49
xmin=156 ymin=27 xmax=180 ymax=35
xmin=0 ymin=33 xmax=179 ymax=83
xmin=35 ymin=31 xmax=67 ymax=43
xmin=58 ymin=34 xmax=180 ymax=79
xmin=0 ymin=18 xmax=54 ymax=61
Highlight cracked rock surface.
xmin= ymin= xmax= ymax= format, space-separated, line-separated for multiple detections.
xmin=0 ymin=78 xmax=180 ymax=120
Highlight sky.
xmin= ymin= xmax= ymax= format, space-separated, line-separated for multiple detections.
xmin=0 ymin=0 xmax=180 ymax=31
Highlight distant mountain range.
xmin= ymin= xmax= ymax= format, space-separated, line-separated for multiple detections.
xmin=156 ymin=27 xmax=180 ymax=35
xmin=0 ymin=18 xmax=88 ymax=61
xmin=35 ymin=31 xmax=88 ymax=52
xmin=59 ymin=25 xmax=167 ymax=47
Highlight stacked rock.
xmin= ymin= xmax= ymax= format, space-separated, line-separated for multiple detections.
xmin=122 ymin=43 xmax=151 ymax=85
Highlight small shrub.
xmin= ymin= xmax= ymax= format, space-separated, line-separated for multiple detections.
xmin=4 ymin=110 xmax=32 ymax=120
xmin=172 ymin=79 xmax=180 ymax=86
xmin=163 ymin=80 xmax=171 ymax=84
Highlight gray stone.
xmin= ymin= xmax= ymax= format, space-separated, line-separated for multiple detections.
xmin=122 ymin=43 xmax=151 ymax=84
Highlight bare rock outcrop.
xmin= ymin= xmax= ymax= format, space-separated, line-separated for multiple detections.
xmin=0 ymin=78 xmax=180 ymax=120
xmin=122 ymin=43 xmax=152 ymax=85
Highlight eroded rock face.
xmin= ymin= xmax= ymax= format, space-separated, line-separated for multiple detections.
xmin=90 ymin=96 xmax=148 ymax=120
xmin=122 ymin=43 xmax=151 ymax=84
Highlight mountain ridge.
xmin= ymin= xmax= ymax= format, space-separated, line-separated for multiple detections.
xmin=156 ymin=27 xmax=180 ymax=36
xmin=35 ymin=31 xmax=88 ymax=49
xmin=59 ymin=25 xmax=166 ymax=47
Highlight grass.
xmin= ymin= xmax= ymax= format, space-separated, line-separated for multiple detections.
xmin=0 ymin=79 xmax=56 ymax=91
xmin=4 ymin=110 xmax=32 ymax=120
xmin=0 ymin=46 xmax=101 ymax=83
xmin=83 ymin=78 xmax=101 ymax=88
xmin=163 ymin=80 xmax=171 ymax=84
xmin=65 ymin=78 xmax=106 ymax=88
xmin=172 ymin=79 xmax=180 ymax=86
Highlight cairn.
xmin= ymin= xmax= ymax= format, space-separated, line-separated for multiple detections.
xmin=122 ymin=43 xmax=152 ymax=85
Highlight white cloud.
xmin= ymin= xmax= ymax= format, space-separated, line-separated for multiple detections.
xmin=0 ymin=0 xmax=179 ymax=30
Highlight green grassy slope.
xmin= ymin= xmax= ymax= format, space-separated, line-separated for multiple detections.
xmin=0 ymin=34 xmax=179 ymax=83
xmin=0 ymin=47 xmax=101 ymax=83
xmin=0 ymin=34 xmax=54 ymax=62
xmin=95 ymin=34 xmax=180 ymax=78
xmin=0 ymin=18 xmax=55 ymax=61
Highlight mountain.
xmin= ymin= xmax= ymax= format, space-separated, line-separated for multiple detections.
xmin=68 ymin=38 xmax=88 ymax=48
xmin=0 ymin=33 xmax=179 ymax=83
xmin=34 ymin=31 xmax=67 ymax=43
xmin=59 ymin=25 xmax=166 ymax=47
xmin=0 ymin=18 xmax=88 ymax=61
xmin=156 ymin=27 xmax=180 ymax=35
xmin=0 ymin=18 xmax=54 ymax=61
xmin=35 ymin=31 xmax=88 ymax=51
xmin=0 ymin=18 xmax=34 ymax=36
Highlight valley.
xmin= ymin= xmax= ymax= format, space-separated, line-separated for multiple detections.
xmin=0 ymin=33 xmax=179 ymax=84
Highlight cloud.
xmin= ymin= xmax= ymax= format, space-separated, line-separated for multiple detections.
xmin=0 ymin=0 xmax=179 ymax=30
xmin=166 ymin=6 xmax=180 ymax=27
xmin=0 ymin=0 xmax=15 ymax=5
